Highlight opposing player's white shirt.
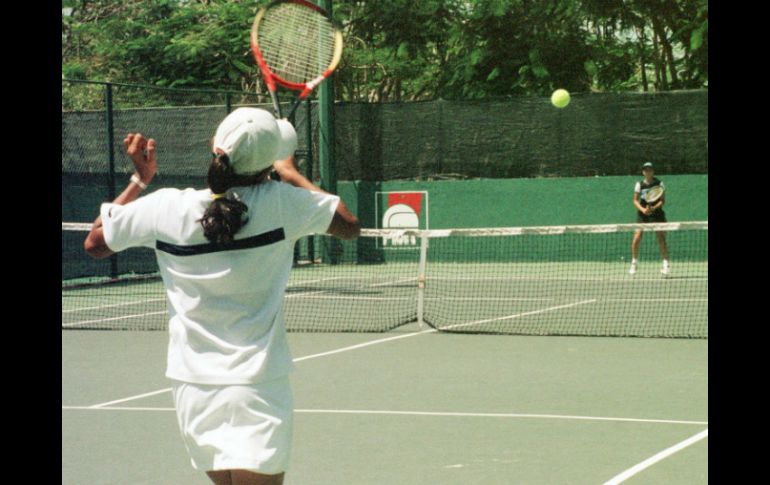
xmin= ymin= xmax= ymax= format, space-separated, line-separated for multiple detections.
xmin=100 ymin=181 xmax=339 ymax=385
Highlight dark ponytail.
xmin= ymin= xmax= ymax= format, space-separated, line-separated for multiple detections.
xmin=199 ymin=153 xmax=249 ymax=244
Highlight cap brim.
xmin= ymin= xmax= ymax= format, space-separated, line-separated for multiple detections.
xmin=275 ymin=119 xmax=298 ymax=161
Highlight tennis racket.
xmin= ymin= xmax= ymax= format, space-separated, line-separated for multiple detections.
xmin=250 ymin=0 xmax=343 ymax=121
xmin=644 ymin=185 xmax=665 ymax=213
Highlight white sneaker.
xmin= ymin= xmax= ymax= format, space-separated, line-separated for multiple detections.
xmin=629 ymin=264 xmax=637 ymax=275
xmin=661 ymin=264 xmax=670 ymax=275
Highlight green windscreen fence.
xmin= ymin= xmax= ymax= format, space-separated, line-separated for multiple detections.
xmin=334 ymin=91 xmax=707 ymax=180
xmin=62 ymin=80 xmax=319 ymax=222
xmin=63 ymin=82 xmax=707 ymax=217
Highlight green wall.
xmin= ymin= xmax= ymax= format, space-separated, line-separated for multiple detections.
xmin=338 ymin=174 xmax=708 ymax=228
xmin=64 ymin=173 xmax=707 ymax=228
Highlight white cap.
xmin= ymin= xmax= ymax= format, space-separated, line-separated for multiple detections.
xmin=275 ymin=119 xmax=298 ymax=161
xmin=213 ymin=108 xmax=295 ymax=175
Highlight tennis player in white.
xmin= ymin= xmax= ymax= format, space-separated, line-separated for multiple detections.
xmin=84 ymin=108 xmax=360 ymax=485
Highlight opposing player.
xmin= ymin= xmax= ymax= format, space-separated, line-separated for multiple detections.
xmin=629 ymin=162 xmax=669 ymax=275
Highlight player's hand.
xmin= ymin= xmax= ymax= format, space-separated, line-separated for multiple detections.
xmin=272 ymin=155 xmax=300 ymax=184
xmin=124 ymin=133 xmax=157 ymax=185
xmin=643 ymin=207 xmax=653 ymax=215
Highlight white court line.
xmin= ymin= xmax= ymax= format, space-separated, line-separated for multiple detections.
xmin=282 ymin=276 xmax=351 ymax=299
xmin=602 ymin=428 xmax=708 ymax=485
xmin=443 ymin=299 xmax=597 ymax=330
xmin=65 ymin=277 xmax=350 ymax=313
xmin=285 ymin=276 xmax=415 ymax=299
xmin=292 ymin=329 xmax=435 ymax=362
xmin=369 ymin=277 xmax=419 ymax=288
xmin=430 ymin=276 xmax=707 ymax=283
xmin=88 ymin=388 xmax=174 ymax=409
xmin=605 ymin=298 xmax=708 ymax=303
xmin=286 ymin=276 xmax=348 ymax=287
xmin=300 ymin=410 xmax=706 ymax=426
xmin=62 ymin=406 xmax=708 ymax=426
xmin=290 ymin=295 xmax=553 ymax=302
xmin=62 ymin=298 xmax=166 ymax=314
xmin=63 ymin=310 xmax=168 ymax=328
xmin=81 ymin=328 xmax=435 ymax=408
xmin=60 ymin=406 xmax=708 ymax=426
xmin=76 ymin=300 xmax=598 ymax=408
xmin=285 ymin=290 xmax=328 ymax=299
xmin=290 ymin=296 xmax=416 ymax=301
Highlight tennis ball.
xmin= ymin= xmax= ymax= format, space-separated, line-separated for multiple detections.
xmin=551 ymin=89 xmax=570 ymax=108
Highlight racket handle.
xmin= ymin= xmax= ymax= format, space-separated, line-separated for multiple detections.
xmin=286 ymin=98 xmax=303 ymax=121
xmin=269 ymin=90 xmax=282 ymax=119
xmin=285 ymin=86 xmax=314 ymax=121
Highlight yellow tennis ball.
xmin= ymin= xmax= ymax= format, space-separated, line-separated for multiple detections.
xmin=551 ymin=89 xmax=570 ymax=108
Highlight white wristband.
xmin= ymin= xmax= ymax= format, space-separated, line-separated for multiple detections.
xmin=130 ymin=174 xmax=148 ymax=190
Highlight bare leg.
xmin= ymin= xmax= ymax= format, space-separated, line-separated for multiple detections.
xmin=208 ymin=470 xmax=284 ymax=485
xmin=207 ymin=471 xmax=232 ymax=485
xmin=232 ymin=470 xmax=285 ymax=485
xmin=631 ymin=230 xmax=643 ymax=260
xmin=655 ymin=231 xmax=669 ymax=260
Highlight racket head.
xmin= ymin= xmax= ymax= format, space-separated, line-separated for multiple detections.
xmin=644 ymin=185 xmax=665 ymax=204
xmin=251 ymin=0 xmax=343 ymax=92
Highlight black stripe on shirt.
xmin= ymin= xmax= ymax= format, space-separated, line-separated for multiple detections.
xmin=156 ymin=228 xmax=286 ymax=256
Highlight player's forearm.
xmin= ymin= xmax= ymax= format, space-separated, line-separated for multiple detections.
xmin=284 ymin=170 xmax=325 ymax=193
xmin=86 ymin=177 xmax=149 ymax=259
xmin=273 ymin=157 xmax=327 ymax=194
xmin=89 ymin=177 xmax=149 ymax=229
xmin=114 ymin=176 xmax=149 ymax=205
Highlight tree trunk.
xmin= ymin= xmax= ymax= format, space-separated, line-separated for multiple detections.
xmin=651 ymin=16 xmax=678 ymax=89
xmin=651 ymin=30 xmax=666 ymax=91
xmin=663 ymin=40 xmax=679 ymax=89
xmin=637 ymin=27 xmax=648 ymax=92
xmin=394 ymin=78 xmax=401 ymax=102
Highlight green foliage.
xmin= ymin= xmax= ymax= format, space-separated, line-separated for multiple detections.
xmin=62 ymin=0 xmax=708 ymax=106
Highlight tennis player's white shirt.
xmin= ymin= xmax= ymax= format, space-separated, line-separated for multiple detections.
xmin=100 ymin=181 xmax=339 ymax=385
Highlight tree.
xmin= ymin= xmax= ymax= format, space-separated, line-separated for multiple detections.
xmin=62 ymin=0 xmax=708 ymax=108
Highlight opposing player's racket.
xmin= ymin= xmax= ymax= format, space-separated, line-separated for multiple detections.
xmin=644 ymin=185 xmax=665 ymax=212
xmin=251 ymin=0 xmax=343 ymax=121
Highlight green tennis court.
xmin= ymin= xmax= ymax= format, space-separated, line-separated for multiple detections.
xmin=62 ymin=329 xmax=707 ymax=484
xmin=63 ymin=222 xmax=707 ymax=483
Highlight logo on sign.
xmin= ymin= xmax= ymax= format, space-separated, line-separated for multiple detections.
xmin=376 ymin=191 xmax=428 ymax=248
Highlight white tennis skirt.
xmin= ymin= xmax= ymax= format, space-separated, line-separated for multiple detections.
xmin=171 ymin=376 xmax=293 ymax=474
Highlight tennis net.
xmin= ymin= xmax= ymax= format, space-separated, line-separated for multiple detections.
xmin=63 ymin=221 xmax=707 ymax=338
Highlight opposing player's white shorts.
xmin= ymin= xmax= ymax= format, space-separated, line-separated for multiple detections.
xmin=171 ymin=376 xmax=293 ymax=474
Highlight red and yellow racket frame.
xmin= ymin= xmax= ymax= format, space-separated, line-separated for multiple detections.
xmin=250 ymin=0 xmax=343 ymax=120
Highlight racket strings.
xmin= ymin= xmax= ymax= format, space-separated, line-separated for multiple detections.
xmin=258 ymin=3 xmax=337 ymax=84
xmin=645 ymin=186 xmax=664 ymax=204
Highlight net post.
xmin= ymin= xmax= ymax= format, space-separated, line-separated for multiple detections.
xmin=225 ymin=92 xmax=232 ymax=114
xmin=105 ymin=82 xmax=118 ymax=279
xmin=416 ymin=232 xmax=429 ymax=329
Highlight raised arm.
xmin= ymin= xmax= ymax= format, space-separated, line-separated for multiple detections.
xmin=273 ymin=156 xmax=360 ymax=240
xmin=84 ymin=134 xmax=158 ymax=258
